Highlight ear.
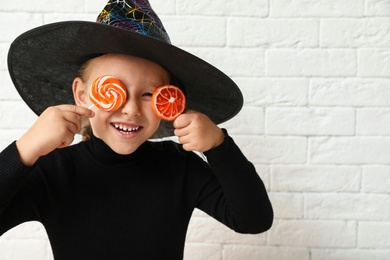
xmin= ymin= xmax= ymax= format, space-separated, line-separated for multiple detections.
xmin=73 ymin=77 xmax=88 ymax=106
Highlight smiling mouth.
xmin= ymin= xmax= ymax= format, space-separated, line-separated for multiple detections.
xmin=112 ymin=123 xmax=141 ymax=135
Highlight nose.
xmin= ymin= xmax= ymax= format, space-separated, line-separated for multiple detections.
xmin=120 ymin=97 xmax=141 ymax=117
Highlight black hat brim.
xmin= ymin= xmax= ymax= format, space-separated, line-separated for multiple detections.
xmin=8 ymin=21 xmax=243 ymax=136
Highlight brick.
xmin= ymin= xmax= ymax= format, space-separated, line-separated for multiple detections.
xmin=148 ymin=0 xmax=176 ymax=15
xmin=310 ymin=137 xmax=390 ymax=164
xmin=0 ymin=101 xmax=37 ymax=129
xmin=270 ymin=0 xmax=364 ymax=17
xmin=266 ymin=49 xmax=357 ymax=77
xmin=362 ymin=166 xmax=390 ymax=193
xmin=269 ymin=219 xmax=356 ymax=248
xmin=0 ymin=239 xmax=50 ymax=260
xmin=0 ymin=43 xmax=9 ymax=70
xmin=311 ymin=249 xmax=390 ymax=260
xmin=266 ymin=107 xmax=355 ymax=136
xmin=224 ymin=245 xmax=309 ymax=260
xmin=46 ymin=245 xmax=54 ymax=260
xmin=44 ymin=13 xmax=98 ymax=24
xmin=254 ymin=165 xmax=270 ymax=191
xmin=357 ymin=108 xmax=390 ymax=135
xmin=232 ymin=135 xmax=307 ymax=164
xmin=268 ymin=192 xmax=303 ymax=219
xmin=187 ymin=47 xmax=265 ymax=77
xmin=178 ymin=0 xmax=268 ymax=17
xmin=0 ymin=0 xmax=82 ymax=13
xmin=0 ymin=13 xmax=43 ymax=43
xmin=305 ymin=193 xmax=390 ymax=221
xmin=366 ymin=0 xmax=390 ymax=16
xmin=234 ymin=78 xmax=308 ymax=107
xmin=220 ymin=106 xmax=264 ymax=135
xmin=358 ymin=222 xmax=390 ymax=248
xmin=85 ymin=0 xmax=109 ymax=13
xmin=184 ymin=243 xmax=222 ymax=260
xmin=186 ymin=217 xmax=267 ymax=245
xmin=228 ymin=18 xmax=318 ymax=48
xmin=321 ymin=18 xmax=390 ymax=47
xmin=0 ymin=71 xmax=20 ymax=100
xmin=358 ymin=49 xmax=390 ymax=77
xmin=0 ymin=130 xmax=28 ymax=150
xmin=310 ymin=78 xmax=390 ymax=107
xmin=87 ymin=0 xmax=176 ymax=15
xmin=162 ymin=17 xmax=226 ymax=47
xmin=271 ymin=166 xmax=361 ymax=192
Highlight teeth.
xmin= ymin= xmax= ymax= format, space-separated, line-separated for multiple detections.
xmin=113 ymin=124 xmax=140 ymax=133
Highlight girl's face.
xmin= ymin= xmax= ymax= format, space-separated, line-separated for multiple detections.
xmin=73 ymin=54 xmax=170 ymax=155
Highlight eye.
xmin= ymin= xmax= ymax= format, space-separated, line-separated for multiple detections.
xmin=142 ymin=92 xmax=153 ymax=97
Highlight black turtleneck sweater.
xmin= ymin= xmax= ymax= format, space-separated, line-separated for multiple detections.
xmin=0 ymin=133 xmax=272 ymax=259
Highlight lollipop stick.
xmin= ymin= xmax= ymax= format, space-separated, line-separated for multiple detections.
xmin=88 ymin=104 xmax=95 ymax=110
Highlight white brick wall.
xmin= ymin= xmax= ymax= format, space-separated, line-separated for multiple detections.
xmin=1 ymin=0 xmax=390 ymax=259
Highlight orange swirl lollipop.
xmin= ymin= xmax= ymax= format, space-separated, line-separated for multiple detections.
xmin=152 ymin=85 xmax=186 ymax=121
xmin=89 ymin=75 xmax=127 ymax=112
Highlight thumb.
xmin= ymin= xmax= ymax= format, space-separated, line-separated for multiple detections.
xmin=173 ymin=110 xmax=198 ymax=129
xmin=173 ymin=114 xmax=189 ymax=129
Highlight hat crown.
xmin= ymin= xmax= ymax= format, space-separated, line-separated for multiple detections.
xmin=97 ymin=0 xmax=171 ymax=44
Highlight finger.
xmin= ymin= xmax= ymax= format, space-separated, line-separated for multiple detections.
xmin=181 ymin=143 xmax=190 ymax=151
xmin=58 ymin=135 xmax=75 ymax=148
xmin=174 ymin=127 xmax=190 ymax=138
xmin=173 ymin=113 xmax=192 ymax=129
xmin=61 ymin=111 xmax=83 ymax=134
xmin=177 ymin=134 xmax=189 ymax=145
xmin=178 ymin=135 xmax=197 ymax=150
xmin=57 ymin=104 xmax=95 ymax=118
xmin=181 ymin=143 xmax=195 ymax=152
xmin=66 ymin=119 xmax=81 ymax=135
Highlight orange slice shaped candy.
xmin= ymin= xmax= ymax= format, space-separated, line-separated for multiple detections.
xmin=89 ymin=75 xmax=127 ymax=112
xmin=152 ymin=85 xmax=186 ymax=121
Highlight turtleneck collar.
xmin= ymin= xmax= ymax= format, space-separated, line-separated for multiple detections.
xmin=83 ymin=135 xmax=150 ymax=165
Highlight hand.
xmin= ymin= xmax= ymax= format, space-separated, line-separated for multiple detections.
xmin=16 ymin=105 xmax=94 ymax=166
xmin=173 ymin=110 xmax=224 ymax=152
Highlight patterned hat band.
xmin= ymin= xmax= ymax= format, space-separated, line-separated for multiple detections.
xmin=97 ymin=0 xmax=171 ymax=44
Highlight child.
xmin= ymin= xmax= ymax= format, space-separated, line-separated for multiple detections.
xmin=1 ymin=0 xmax=273 ymax=259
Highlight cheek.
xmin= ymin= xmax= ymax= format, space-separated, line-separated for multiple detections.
xmin=143 ymin=103 xmax=161 ymax=127
xmin=151 ymin=116 xmax=161 ymax=128
xmin=143 ymin=100 xmax=156 ymax=116
xmin=89 ymin=111 xmax=110 ymax=131
xmin=146 ymin=107 xmax=161 ymax=126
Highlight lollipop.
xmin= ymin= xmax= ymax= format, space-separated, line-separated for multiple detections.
xmin=89 ymin=75 xmax=127 ymax=112
xmin=151 ymin=85 xmax=186 ymax=121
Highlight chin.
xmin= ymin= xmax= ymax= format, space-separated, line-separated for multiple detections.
xmin=112 ymin=145 xmax=139 ymax=155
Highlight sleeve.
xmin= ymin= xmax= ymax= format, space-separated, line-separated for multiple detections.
xmin=195 ymin=130 xmax=273 ymax=234
xmin=0 ymin=142 xmax=40 ymax=235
